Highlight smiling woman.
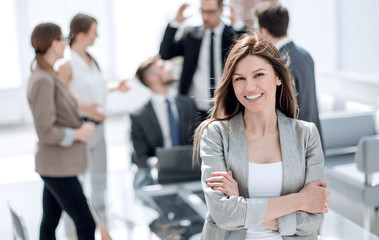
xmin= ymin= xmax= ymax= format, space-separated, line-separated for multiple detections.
xmin=232 ymin=55 xmax=281 ymax=115
xmin=193 ymin=33 xmax=329 ymax=240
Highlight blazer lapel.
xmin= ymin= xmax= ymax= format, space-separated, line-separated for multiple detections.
xmin=145 ymin=101 xmax=164 ymax=147
xmin=228 ymin=112 xmax=250 ymax=198
xmin=175 ymin=97 xmax=187 ymax=144
xmin=192 ymin=27 xmax=204 ymax=66
xmin=54 ymin=79 xmax=81 ymax=122
xmin=227 ymin=111 xmax=302 ymax=198
xmin=277 ymin=110 xmax=303 ymax=195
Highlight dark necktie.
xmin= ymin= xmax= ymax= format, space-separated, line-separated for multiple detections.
xmin=210 ymin=31 xmax=215 ymax=98
xmin=166 ymin=99 xmax=181 ymax=146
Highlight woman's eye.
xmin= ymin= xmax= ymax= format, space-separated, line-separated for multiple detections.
xmin=255 ymin=73 xmax=264 ymax=78
xmin=234 ymin=77 xmax=244 ymax=81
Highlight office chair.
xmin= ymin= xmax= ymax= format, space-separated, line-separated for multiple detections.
xmin=325 ymin=135 xmax=379 ymax=231
xmin=355 ymin=135 xmax=379 ymax=230
xmin=7 ymin=201 xmax=29 ymax=240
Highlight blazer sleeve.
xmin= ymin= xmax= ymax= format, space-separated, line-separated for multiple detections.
xmin=200 ymin=122 xmax=267 ymax=231
xmin=28 ymin=77 xmax=65 ymax=145
xmin=277 ymin=123 xmax=325 ymax=236
xmin=129 ymin=114 xmax=151 ymax=168
xmin=159 ymin=24 xmax=184 ymax=60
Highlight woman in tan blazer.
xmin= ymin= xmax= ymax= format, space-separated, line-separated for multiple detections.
xmin=28 ymin=23 xmax=96 ymax=240
xmin=193 ymin=34 xmax=330 ymax=239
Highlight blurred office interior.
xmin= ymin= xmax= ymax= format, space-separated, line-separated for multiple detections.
xmin=1 ymin=0 xmax=379 ymax=239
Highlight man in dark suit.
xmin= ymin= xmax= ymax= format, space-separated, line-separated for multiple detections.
xmin=254 ymin=2 xmax=323 ymax=142
xmin=130 ymin=56 xmax=198 ymax=187
xmin=159 ymin=0 xmax=245 ymax=117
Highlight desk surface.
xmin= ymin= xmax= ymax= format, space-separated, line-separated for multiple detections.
xmin=99 ymin=170 xmax=379 ymax=240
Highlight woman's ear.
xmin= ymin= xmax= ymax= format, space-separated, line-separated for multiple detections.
xmin=146 ymin=74 xmax=158 ymax=86
xmin=50 ymin=39 xmax=58 ymax=50
xmin=260 ymin=27 xmax=270 ymax=37
xmin=276 ymin=77 xmax=282 ymax=86
xmin=76 ymin=32 xmax=86 ymax=42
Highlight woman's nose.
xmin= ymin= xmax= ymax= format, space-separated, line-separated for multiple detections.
xmin=246 ymin=79 xmax=257 ymax=91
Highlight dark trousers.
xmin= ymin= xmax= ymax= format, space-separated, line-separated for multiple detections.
xmin=39 ymin=176 xmax=96 ymax=240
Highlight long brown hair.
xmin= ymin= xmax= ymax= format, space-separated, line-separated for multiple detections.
xmin=30 ymin=23 xmax=62 ymax=75
xmin=69 ymin=13 xmax=100 ymax=70
xmin=193 ymin=33 xmax=298 ymax=163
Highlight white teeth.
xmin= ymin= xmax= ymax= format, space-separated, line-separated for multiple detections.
xmin=246 ymin=94 xmax=262 ymax=100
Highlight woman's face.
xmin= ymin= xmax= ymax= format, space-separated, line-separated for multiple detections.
xmin=232 ymin=55 xmax=280 ymax=114
xmin=83 ymin=22 xmax=98 ymax=46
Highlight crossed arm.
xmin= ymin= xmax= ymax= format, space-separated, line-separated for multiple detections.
xmin=201 ymin=122 xmax=330 ymax=235
xmin=206 ymin=171 xmax=329 ymax=231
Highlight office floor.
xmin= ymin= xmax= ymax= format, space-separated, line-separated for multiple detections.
xmin=1 ymin=113 xmax=378 ymax=239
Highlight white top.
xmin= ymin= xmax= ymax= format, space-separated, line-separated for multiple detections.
xmin=246 ymin=162 xmax=283 ymax=240
xmin=68 ymin=49 xmax=107 ymax=112
xmin=188 ymin=22 xmax=224 ymax=111
xmin=150 ymin=93 xmax=179 ymax=148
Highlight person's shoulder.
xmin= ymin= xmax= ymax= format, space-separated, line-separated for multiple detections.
xmin=286 ymin=116 xmax=316 ymax=139
xmin=185 ymin=25 xmax=202 ymax=31
xmin=176 ymin=94 xmax=191 ymax=100
xmin=29 ymin=70 xmax=54 ymax=86
xmin=182 ymin=25 xmax=203 ymax=36
xmin=27 ymin=70 xmax=55 ymax=99
xmin=202 ymin=119 xmax=227 ymax=140
xmin=207 ymin=118 xmax=228 ymax=128
xmin=289 ymin=42 xmax=313 ymax=60
xmin=130 ymin=100 xmax=152 ymax=118
xmin=176 ymin=95 xmax=195 ymax=104
xmin=288 ymin=117 xmax=313 ymax=128
xmin=223 ymin=24 xmax=234 ymax=32
xmin=205 ymin=116 xmax=234 ymax=135
xmin=223 ymin=23 xmax=245 ymax=35
xmin=221 ymin=24 xmax=234 ymax=36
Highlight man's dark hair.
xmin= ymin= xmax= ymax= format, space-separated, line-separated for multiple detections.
xmin=216 ymin=0 xmax=223 ymax=8
xmin=254 ymin=2 xmax=289 ymax=38
xmin=135 ymin=55 xmax=160 ymax=87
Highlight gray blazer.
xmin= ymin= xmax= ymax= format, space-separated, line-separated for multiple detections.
xmin=27 ymin=70 xmax=87 ymax=177
xmin=200 ymin=110 xmax=325 ymax=239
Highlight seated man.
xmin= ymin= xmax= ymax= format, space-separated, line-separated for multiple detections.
xmin=130 ymin=55 xmax=199 ymax=187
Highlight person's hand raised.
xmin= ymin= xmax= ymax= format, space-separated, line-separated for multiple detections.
xmin=116 ymin=79 xmax=131 ymax=92
xmin=175 ymin=3 xmax=189 ymax=23
xmin=228 ymin=4 xmax=240 ymax=25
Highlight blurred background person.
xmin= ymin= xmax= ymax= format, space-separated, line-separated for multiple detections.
xmin=28 ymin=22 xmax=96 ymax=240
xmin=159 ymin=0 xmax=246 ymax=120
xmin=130 ymin=55 xmax=199 ymax=188
xmin=253 ymin=2 xmax=323 ymax=143
xmin=57 ymin=13 xmax=129 ymax=240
